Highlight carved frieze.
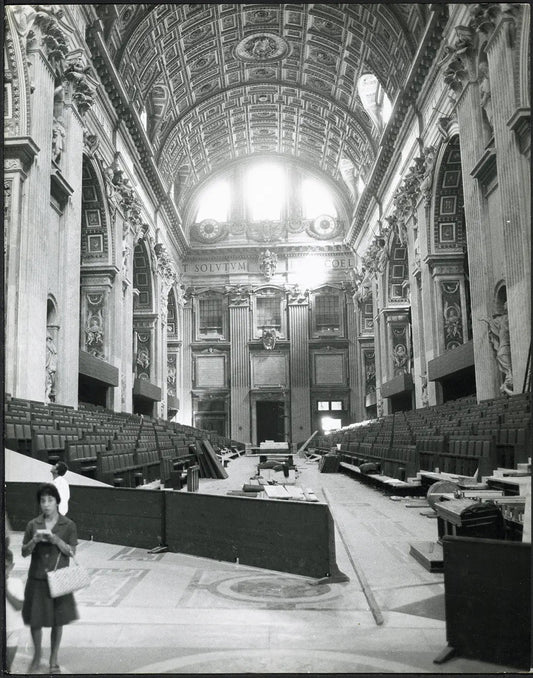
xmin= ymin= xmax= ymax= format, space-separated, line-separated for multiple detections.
xmin=167 ymin=352 xmax=177 ymax=397
xmin=83 ymin=292 xmax=106 ymax=359
xmin=63 ymin=50 xmax=99 ymax=114
xmin=286 ymin=284 xmax=308 ymax=305
xmin=441 ymin=281 xmax=463 ymax=350
xmin=225 ymin=284 xmax=251 ymax=306
xmin=135 ymin=330 xmax=151 ymax=380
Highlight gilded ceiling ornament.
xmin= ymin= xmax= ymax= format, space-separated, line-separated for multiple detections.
xmin=246 ymin=9 xmax=276 ymax=25
xmin=192 ymin=219 xmax=227 ymax=243
xmin=235 ymin=33 xmax=289 ymax=62
xmin=312 ymin=18 xmax=343 ymax=38
xmin=309 ymin=48 xmax=336 ymax=68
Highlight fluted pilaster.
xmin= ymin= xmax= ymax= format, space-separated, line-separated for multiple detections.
xmin=229 ymin=303 xmax=251 ymax=442
xmin=456 ymin=82 xmax=500 ymax=397
xmin=288 ymin=301 xmax=311 ymax=441
xmin=181 ymin=303 xmax=194 ymax=424
xmin=485 ymin=14 xmax=531 ymax=390
xmin=346 ymin=302 xmax=363 ymax=422
xmin=11 ymin=48 xmax=55 ymax=400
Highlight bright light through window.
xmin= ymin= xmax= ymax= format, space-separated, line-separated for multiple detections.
xmin=382 ymin=95 xmax=392 ymax=124
xmin=245 ymin=163 xmax=284 ymax=221
xmin=293 ymin=255 xmax=325 ymax=288
xmin=321 ymin=416 xmax=342 ymax=433
xmin=301 ymin=178 xmax=337 ymax=219
xmin=195 ymin=180 xmax=230 ymax=223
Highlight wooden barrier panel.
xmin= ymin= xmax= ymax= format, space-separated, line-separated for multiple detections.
xmin=440 ymin=536 xmax=531 ymax=669
xmin=6 ymin=483 xmax=164 ymax=550
xmin=6 ymin=483 xmax=341 ymax=578
xmin=164 ymin=491 xmax=337 ymax=578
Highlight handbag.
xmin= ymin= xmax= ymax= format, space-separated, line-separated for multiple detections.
xmin=46 ymin=550 xmax=91 ymax=598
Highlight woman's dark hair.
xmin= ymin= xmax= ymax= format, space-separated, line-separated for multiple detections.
xmin=36 ymin=482 xmax=61 ymax=505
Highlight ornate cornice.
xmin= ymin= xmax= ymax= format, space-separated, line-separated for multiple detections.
xmin=4 ymin=136 xmax=40 ymax=174
xmin=86 ymin=20 xmax=187 ymax=256
xmin=347 ymin=5 xmax=448 ymax=245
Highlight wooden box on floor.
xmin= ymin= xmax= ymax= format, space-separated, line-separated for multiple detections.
xmin=435 ymin=536 xmax=531 ymax=669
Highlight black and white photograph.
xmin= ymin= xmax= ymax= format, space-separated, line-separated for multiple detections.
xmin=4 ymin=2 xmax=531 ymax=675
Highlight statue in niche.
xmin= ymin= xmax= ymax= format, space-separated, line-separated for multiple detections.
xmin=122 ymin=243 xmax=131 ymax=279
xmin=45 ymin=331 xmax=57 ymax=402
xmin=85 ymin=311 xmax=104 ymax=357
xmin=481 ymin=303 xmax=514 ymax=395
xmin=478 ymin=62 xmax=493 ymax=132
xmin=421 ymin=375 xmax=430 ymax=408
xmin=392 ymin=343 xmax=409 ymax=374
xmin=51 ymin=119 xmax=65 ymax=165
xmin=262 ymin=328 xmax=277 ymax=350
xmin=376 ymin=240 xmax=389 ymax=273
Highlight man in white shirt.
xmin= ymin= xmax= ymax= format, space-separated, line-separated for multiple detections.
xmin=51 ymin=461 xmax=70 ymax=515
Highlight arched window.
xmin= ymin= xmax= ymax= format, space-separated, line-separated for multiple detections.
xmin=245 ymin=163 xmax=284 ymax=221
xmin=357 ymin=73 xmax=392 ymax=133
xmin=195 ymin=179 xmax=231 ymax=222
xmin=301 ymin=177 xmax=337 ymax=219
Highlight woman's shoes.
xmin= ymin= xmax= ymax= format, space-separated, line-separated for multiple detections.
xmin=27 ymin=660 xmax=42 ymax=674
xmin=49 ymin=665 xmax=62 ymax=674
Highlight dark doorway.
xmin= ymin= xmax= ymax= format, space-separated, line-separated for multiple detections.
xmin=440 ymin=366 xmax=476 ymax=402
xmin=133 ymin=396 xmax=155 ymax=417
xmin=78 ymin=374 xmax=108 ymax=407
xmin=389 ymin=391 xmax=414 ymax=413
xmin=256 ymin=401 xmax=284 ymax=444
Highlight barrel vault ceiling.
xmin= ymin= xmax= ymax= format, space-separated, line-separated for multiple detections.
xmin=99 ymin=3 xmax=429 ymax=221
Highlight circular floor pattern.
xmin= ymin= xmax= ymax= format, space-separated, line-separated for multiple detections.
xmin=133 ymin=648 xmax=426 ymax=674
xmin=207 ymin=574 xmax=340 ymax=604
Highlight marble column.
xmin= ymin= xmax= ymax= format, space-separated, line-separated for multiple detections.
xmin=181 ymin=300 xmax=194 ymax=425
xmin=455 ymin=78 xmax=501 ymax=398
xmin=56 ymin=100 xmax=85 ymax=407
xmin=485 ymin=11 xmax=531 ymax=392
xmin=288 ymin=296 xmax=311 ymax=441
xmin=229 ymin=302 xmax=251 ymax=443
xmin=10 ymin=45 xmax=55 ymax=401
xmin=346 ymin=299 xmax=363 ymax=422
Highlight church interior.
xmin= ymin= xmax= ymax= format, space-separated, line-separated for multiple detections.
xmin=4 ymin=3 xmax=531 ymax=674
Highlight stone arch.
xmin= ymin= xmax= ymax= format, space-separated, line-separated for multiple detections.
xmin=430 ymin=135 xmax=466 ymax=254
xmin=81 ymin=156 xmax=114 ymax=266
xmin=4 ymin=8 xmax=31 ymax=137
xmin=356 ymin=72 xmax=392 ymax=134
xmin=133 ymin=239 xmax=155 ymax=312
xmin=494 ymin=281 xmax=508 ymax=315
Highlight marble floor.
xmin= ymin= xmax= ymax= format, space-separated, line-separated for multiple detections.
xmin=7 ymin=454 xmax=517 ymax=674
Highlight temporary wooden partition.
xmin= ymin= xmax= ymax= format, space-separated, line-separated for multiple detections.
xmin=6 ymin=482 xmax=340 ymax=578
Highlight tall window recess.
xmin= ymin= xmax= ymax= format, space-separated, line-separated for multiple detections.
xmin=357 ymin=73 xmax=392 ymax=134
xmin=195 ymin=292 xmax=226 ymax=340
xmin=311 ymin=287 xmax=344 ymax=337
xmin=253 ymin=287 xmax=286 ymax=339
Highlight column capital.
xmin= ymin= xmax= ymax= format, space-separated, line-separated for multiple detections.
xmin=4 ymin=136 xmax=40 ymax=175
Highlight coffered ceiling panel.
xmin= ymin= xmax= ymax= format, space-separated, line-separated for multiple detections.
xmin=101 ymin=3 xmax=428 ymax=214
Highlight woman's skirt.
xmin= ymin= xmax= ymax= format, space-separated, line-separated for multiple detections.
xmin=22 ymin=578 xmax=78 ymax=628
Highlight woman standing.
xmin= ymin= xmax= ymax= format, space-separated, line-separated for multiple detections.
xmin=22 ymin=483 xmax=78 ymax=673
